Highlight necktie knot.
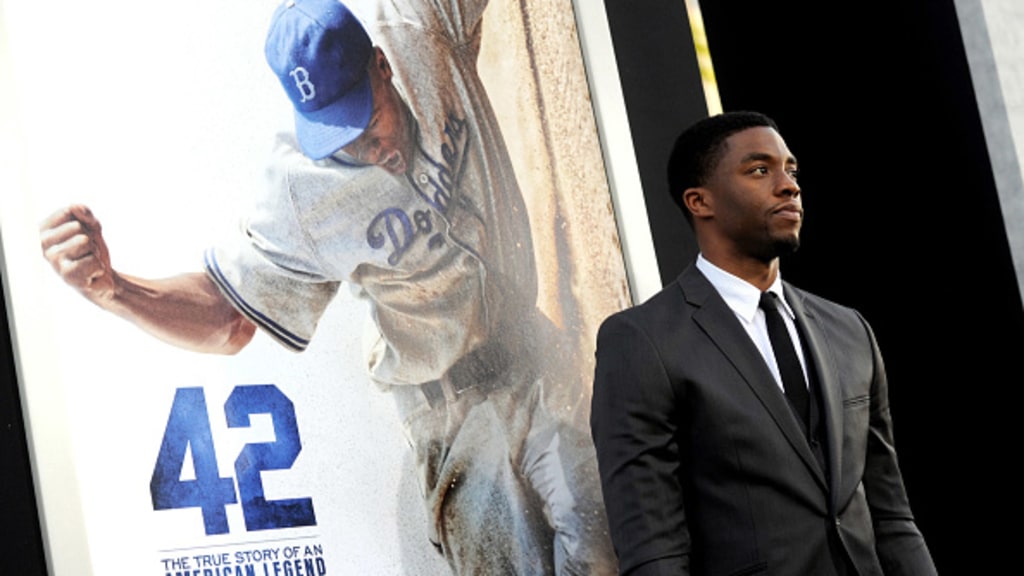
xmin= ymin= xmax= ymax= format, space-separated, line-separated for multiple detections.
xmin=758 ymin=290 xmax=781 ymax=313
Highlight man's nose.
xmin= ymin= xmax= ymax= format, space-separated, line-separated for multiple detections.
xmin=351 ymin=138 xmax=381 ymax=164
xmin=777 ymin=172 xmax=800 ymax=197
xmin=359 ymin=143 xmax=379 ymax=164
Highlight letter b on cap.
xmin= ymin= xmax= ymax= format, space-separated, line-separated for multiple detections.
xmin=289 ymin=67 xmax=316 ymax=103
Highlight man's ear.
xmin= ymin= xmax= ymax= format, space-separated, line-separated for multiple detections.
xmin=683 ymin=186 xmax=712 ymax=219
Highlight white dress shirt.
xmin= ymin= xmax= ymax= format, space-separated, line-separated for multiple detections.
xmin=696 ymin=254 xmax=809 ymax=392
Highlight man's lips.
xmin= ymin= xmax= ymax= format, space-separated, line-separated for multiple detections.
xmin=771 ymin=203 xmax=803 ymax=222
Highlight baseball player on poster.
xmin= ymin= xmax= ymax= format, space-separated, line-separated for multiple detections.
xmin=39 ymin=0 xmax=617 ymax=574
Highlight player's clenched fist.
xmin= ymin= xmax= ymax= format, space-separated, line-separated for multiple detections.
xmin=40 ymin=204 xmax=118 ymax=305
xmin=37 ymin=204 xmax=255 ymax=353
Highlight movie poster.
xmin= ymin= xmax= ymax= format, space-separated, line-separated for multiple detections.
xmin=1 ymin=0 xmax=652 ymax=574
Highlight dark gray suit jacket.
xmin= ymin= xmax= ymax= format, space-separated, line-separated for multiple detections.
xmin=591 ymin=264 xmax=936 ymax=576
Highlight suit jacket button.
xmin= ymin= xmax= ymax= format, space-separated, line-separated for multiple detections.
xmin=835 ymin=518 xmax=841 ymax=527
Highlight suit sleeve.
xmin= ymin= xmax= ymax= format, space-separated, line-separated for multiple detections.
xmin=591 ymin=312 xmax=690 ymax=575
xmin=858 ymin=313 xmax=937 ymax=576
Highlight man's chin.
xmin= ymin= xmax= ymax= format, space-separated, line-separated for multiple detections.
xmin=775 ymin=237 xmax=801 ymax=256
xmin=760 ymin=236 xmax=800 ymax=261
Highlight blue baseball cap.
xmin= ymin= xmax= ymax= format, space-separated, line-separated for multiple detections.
xmin=265 ymin=0 xmax=374 ymax=160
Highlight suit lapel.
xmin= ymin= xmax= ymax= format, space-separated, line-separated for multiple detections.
xmin=679 ymin=267 xmax=826 ymax=489
xmin=784 ymin=284 xmax=844 ymax=506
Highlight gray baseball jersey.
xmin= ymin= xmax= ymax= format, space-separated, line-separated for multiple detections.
xmin=205 ymin=0 xmax=537 ymax=388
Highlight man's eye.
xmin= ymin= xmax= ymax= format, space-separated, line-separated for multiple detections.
xmin=751 ymin=166 xmax=768 ymax=175
xmin=787 ymin=168 xmax=800 ymax=179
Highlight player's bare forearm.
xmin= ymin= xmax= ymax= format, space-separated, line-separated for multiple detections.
xmin=106 ymin=271 xmax=256 ymax=354
xmin=40 ymin=205 xmax=255 ymax=355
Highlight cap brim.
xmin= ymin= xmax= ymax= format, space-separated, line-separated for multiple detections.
xmin=293 ymin=73 xmax=373 ymax=160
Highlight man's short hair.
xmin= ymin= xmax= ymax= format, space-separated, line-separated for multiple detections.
xmin=667 ymin=111 xmax=779 ymax=222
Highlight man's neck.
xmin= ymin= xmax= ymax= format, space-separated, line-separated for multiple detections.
xmin=699 ymin=251 xmax=780 ymax=292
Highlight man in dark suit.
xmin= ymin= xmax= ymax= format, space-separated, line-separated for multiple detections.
xmin=590 ymin=111 xmax=937 ymax=576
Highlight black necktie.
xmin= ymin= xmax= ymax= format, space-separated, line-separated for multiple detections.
xmin=759 ymin=291 xmax=810 ymax=429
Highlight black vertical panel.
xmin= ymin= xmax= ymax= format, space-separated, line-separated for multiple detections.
xmin=682 ymin=0 xmax=1022 ymax=573
xmin=603 ymin=0 xmax=706 ymax=286
xmin=1 ymin=270 xmax=49 ymax=576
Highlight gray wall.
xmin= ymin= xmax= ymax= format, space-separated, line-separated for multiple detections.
xmin=956 ymin=0 xmax=1024 ymax=304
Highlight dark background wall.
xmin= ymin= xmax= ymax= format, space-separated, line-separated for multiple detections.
xmin=605 ymin=0 xmax=1024 ymax=573
xmin=0 ymin=270 xmax=48 ymax=576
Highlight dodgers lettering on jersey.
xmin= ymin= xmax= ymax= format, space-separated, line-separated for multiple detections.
xmin=366 ymin=112 xmax=467 ymax=265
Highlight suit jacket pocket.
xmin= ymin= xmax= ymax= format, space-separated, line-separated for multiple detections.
xmin=841 ymin=393 xmax=871 ymax=484
xmin=843 ymin=394 xmax=870 ymax=408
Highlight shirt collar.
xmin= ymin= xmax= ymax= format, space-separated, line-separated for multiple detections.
xmin=695 ymin=254 xmax=794 ymax=322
